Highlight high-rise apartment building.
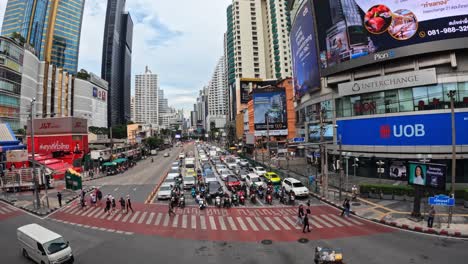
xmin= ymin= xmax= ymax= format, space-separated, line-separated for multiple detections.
xmin=225 ymin=0 xmax=292 ymax=119
xmin=101 ymin=0 xmax=133 ymax=127
xmin=135 ymin=66 xmax=159 ymax=124
xmin=1 ymin=0 xmax=85 ymax=74
xmin=130 ymin=96 xmax=135 ymax=122
xmin=206 ymin=56 xmax=228 ymax=131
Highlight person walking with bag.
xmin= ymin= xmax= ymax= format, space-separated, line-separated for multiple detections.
xmin=126 ymin=195 xmax=134 ymax=213
xmin=303 ymin=210 xmax=311 ymax=233
xmin=296 ymin=204 xmax=304 ymax=226
xmin=340 ymin=198 xmax=349 ymax=216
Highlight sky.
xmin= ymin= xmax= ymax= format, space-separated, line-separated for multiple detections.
xmin=0 ymin=0 xmax=231 ymax=116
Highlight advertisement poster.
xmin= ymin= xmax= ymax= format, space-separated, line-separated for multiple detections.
xmin=336 ymin=111 xmax=468 ymax=146
xmin=309 ymin=124 xmax=334 ymax=142
xmin=389 ymin=161 xmax=407 ymax=179
xmin=313 ymin=0 xmax=468 ymax=75
xmin=253 ymin=88 xmax=287 ymax=136
xmin=408 ymin=162 xmax=446 ymax=189
xmin=290 ymin=1 xmax=321 ymax=98
xmin=240 ymin=79 xmax=277 ymax=104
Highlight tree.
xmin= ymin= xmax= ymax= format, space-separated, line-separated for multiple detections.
xmin=144 ymin=136 xmax=163 ymax=149
xmin=111 ymin=124 xmax=127 ymax=139
xmin=76 ymin=69 xmax=90 ymax=80
xmin=89 ymin=126 xmax=108 ymax=135
xmin=11 ymin=32 xmax=25 ymax=45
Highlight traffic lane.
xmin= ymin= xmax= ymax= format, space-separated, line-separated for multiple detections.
xmin=88 ymin=184 xmax=155 ymax=203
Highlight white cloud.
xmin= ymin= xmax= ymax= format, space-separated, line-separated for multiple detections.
xmin=0 ymin=0 xmax=231 ymax=115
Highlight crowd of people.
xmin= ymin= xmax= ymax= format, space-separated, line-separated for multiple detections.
xmin=79 ymin=188 xmax=134 ymax=215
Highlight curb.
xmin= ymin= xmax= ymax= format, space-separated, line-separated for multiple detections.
xmin=145 ymin=172 xmax=169 ymax=204
xmin=309 ymin=191 xmax=468 ymax=239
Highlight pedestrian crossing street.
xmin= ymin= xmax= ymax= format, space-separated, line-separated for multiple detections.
xmin=56 ymin=204 xmax=364 ymax=233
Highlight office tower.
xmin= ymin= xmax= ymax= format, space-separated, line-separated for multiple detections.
xmin=101 ymin=0 xmax=133 ymax=127
xmin=135 ymin=66 xmax=159 ymax=124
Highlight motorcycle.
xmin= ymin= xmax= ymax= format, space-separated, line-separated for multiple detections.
xmin=266 ymin=193 xmax=273 ymax=205
xmin=215 ymin=196 xmax=221 ymax=208
xmin=239 ymin=193 xmax=245 ymax=205
xmin=250 ymin=193 xmax=257 ymax=204
xmin=170 ymin=195 xmax=178 ymax=208
xmin=199 ymin=198 xmax=206 ymax=210
xmin=257 ymin=188 xmax=264 ymax=199
xmin=223 ymin=196 xmax=231 ymax=208
xmin=179 ymin=196 xmax=185 ymax=208
xmin=191 ymin=188 xmax=196 ymax=198
xmin=289 ymin=193 xmax=295 ymax=206
xmin=232 ymin=194 xmax=239 ymax=206
xmin=206 ymin=194 xmax=212 ymax=204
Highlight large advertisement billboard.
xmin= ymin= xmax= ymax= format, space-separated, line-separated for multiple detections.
xmin=240 ymin=79 xmax=277 ymax=104
xmin=408 ymin=162 xmax=446 ymax=190
xmin=336 ymin=111 xmax=468 ymax=146
xmin=290 ymin=1 xmax=321 ymax=98
xmin=253 ymin=88 xmax=288 ymax=136
xmin=313 ymin=0 xmax=468 ymax=76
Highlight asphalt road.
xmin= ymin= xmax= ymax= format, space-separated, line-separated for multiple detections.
xmin=1 ymin=143 xmax=467 ymax=263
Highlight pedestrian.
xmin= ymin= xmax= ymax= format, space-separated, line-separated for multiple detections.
xmin=96 ymin=188 xmax=102 ymax=203
xmin=105 ymin=197 xmax=111 ymax=215
xmin=168 ymin=200 xmax=175 ymax=216
xmin=126 ymin=195 xmax=134 ymax=213
xmin=111 ymin=196 xmax=116 ymax=213
xmin=90 ymin=193 xmax=97 ymax=207
xmin=57 ymin=192 xmax=62 ymax=207
xmin=119 ymin=196 xmax=126 ymax=214
xmin=340 ymin=198 xmax=349 ymax=216
xmin=344 ymin=199 xmax=351 ymax=217
xmin=80 ymin=196 xmax=86 ymax=209
xmin=296 ymin=204 xmax=304 ymax=226
xmin=428 ymin=206 xmax=435 ymax=228
xmin=303 ymin=210 xmax=311 ymax=233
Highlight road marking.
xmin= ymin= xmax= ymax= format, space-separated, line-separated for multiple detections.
xmin=273 ymin=216 xmax=290 ymax=230
xmin=63 ymin=205 xmax=75 ymax=213
xmin=172 ymin=214 xmax=179 ymax=227
xmin=2 ymin=207 xmax=12 ymax=213
xmin=113 ymin=213 xmax=123 ymax=221
xmin=283 ymin=216 xmax=301 ymax=229
xmin=146 ymin=212 xmax=155 ymax=225
xmin=68 ymin=206 xmax=81 ymax=215
xmin=116 ymin=230 xmax=124 ymax=234
xmin=99 ymin=227 xmax=107 ymax=231
xmin=114 ymin=187 xmax=119 ymax=192
xmin=227 ymin=217 xmax=238 ymax=231
xmin=328 ymin=214 xmax=353 ymax=226
xmin=121 ymin=212 xmax=132 ymax=223
xmin=191 ymin=215 xmax=197 ymax=229
xmin=208 ymin=216 xmax=217 ymax=230
xmin=163 ymin=214 xmax=170 ymax=227
xmin=133 ymin=187 xmax=137 ymax=191
xmin=138 ymin=212 xmax=147 ymax=224
xmin=0 ymin=208 xmax=6 ymax=214
xmin=75 ymin=208 xmax=88 ymax=216
xmin=182 ymin=214 xmax=188 ymax=228
xmin=264 ymin=217 xmax=280 ymax=231
xmin=309 ymin=217 xmax=323 ymax=228
xmin=255 ymin=217 xmax=270 ymax=231
xmin=200 ymin=215 xmax=207 ymax=230
xmin=85 ymin=207 xmax=100 ymax=217
xmin=100 ymin=210 xmax=110 ymax=219
xmin=245 ymin=217 xmax=259 ymax=231
xmin=346 ymin=217 xmax=364 ymax=225
xmin=93 ymin=209 xmax=105 ymax=219
xmin=129 ymin=211 xmax=141 ymax=223
xmin=321 ymin=214 xmax=343 ymax=227
xmin=155 ymin=213 xmax=163 ymax=226
xmin=311 ymin=215 xmax=333 ymax=228
xmin=218 ymin=216 xmax=227 ymax=230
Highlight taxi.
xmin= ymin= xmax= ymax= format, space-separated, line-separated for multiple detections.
xmin=264 ymin=172 xmax=281 ymax=184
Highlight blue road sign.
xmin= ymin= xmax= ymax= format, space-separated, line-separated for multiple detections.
xmin=314 ymin=152 xmax=321 ymax=158
xmin=428 ymin=195 xmax=455 ymax=206
xmin=293 ymin=137 xmax=305 ymax=143
xmin=308 ymin=175 xmax=315 ymax=186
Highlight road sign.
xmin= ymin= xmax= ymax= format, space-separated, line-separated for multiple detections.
xmin=308 ymin=175 xmax=315 ymax=185
xmin=293 ymin=137 xmax=305 ymax=143
xmin=314 ymin=152 xmax=321 ymax=158
xmin=428 ymin=195 xmax=455 ymax=206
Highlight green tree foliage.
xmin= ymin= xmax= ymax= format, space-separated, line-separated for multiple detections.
xmin=76 ymin=69 xmax=90 ymax=80
xmin=111 ymin=125 xmax=127 ymax=139
xmin=89 ymin=126 xmax=108 ymax=135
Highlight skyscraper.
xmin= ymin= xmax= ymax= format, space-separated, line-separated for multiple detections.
xmin=1 ymin=0 xmax=85 ymax=74
xmin=135 ymin=66 xmax=159 ymax=124
xmin=206 ymin=56 xmax=228 ymax=131
xmin=101 ymin=0 xmax=133 ymax=127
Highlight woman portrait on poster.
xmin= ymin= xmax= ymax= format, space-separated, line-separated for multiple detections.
xmin=413 ymin=165 xmax=425 ymax=185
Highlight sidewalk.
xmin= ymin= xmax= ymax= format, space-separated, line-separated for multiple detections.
xmin=251 ymin=155 xmax=468 ymax=238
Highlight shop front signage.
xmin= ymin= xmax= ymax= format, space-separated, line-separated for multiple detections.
xmin=27 ymin=117 xmax=88 ymax=135
xmin=338 ymin=68 xmax=437 ymax=97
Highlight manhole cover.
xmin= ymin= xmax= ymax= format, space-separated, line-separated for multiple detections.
xmin=298 ymin=238 xmax=309 ymax=244
xmin=352 ymin=202 xmax=361 ymax=206
xmin=261 ymin=239 xmax=273 ymax=245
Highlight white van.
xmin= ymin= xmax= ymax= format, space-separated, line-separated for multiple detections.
xmin=18 ymin=224 xmax=74 ymax=264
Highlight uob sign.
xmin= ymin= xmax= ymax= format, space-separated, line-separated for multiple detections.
xmin=380 ymin=124 xmax=425 ymax=139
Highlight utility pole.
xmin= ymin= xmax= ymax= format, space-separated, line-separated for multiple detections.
xmin=320 ymin=107 xmax=328 ymax=198
xmin=448 ymin=90 xmax=457 ymax=227
xmin=30 ymin=99 xmax=41 ymax=209
xmin=266 ymin=117 xmax=271 ymax=170
xmin=338 ymin=134 xmax=343 ymax=200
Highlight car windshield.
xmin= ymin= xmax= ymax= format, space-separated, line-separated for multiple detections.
xmin=184 ymin=177 xmax=194 ymax=182
xmin=43 ymin=237 xmax=68 ymax=255
xmin=293 ymin=182 xmax=304 ymax=188
xmin=170 ymin=169 xmax=179 ymax=174
xmin=220 ymin=170 xmax=230 ymax=175
xmin=209 ymin=183 xmax=221 ymax=189
xmin=256 ymin=167 xmax=265 ymax=171
xmin=227 ymin=176 xmax=238 ymax=182
xmin=160 ymin=186 xmax=171 ymax=191
xmin=165 ymin=179 xmax=175 ymax=184
xmin=251 ymin=177 xmax=260 ymax=182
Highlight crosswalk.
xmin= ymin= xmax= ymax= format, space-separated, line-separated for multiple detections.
xmin=57 ymin=204 xmax=364 ymax=232
xmin=0 ymin=202 xmax=21 ymax=221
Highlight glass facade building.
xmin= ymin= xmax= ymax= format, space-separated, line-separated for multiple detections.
xmin=101 ymin=0 xmax=133 ymax=127
xmin=0 ymin=37 xmax=24 ymax=131
xmin=1 ymin=0 xmax=27 ymax=38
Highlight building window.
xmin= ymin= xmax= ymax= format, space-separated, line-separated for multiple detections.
xmin=398 ymin=88 xmax=414 ymax=112
xmin=413 ymin=86 xmax=428 ymax=110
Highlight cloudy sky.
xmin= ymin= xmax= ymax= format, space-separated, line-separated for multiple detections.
xmin=0 ymin=0 xmax=231 ymax=116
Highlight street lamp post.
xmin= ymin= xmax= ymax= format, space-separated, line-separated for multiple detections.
xmin=30 ymin=99 xmax=41 ymax=209
xmin=345 ymin=152 xmax=351 ymax=192
xmin=376 ymin=160 xmax=385 ymax=183
xmin=447 ymin=90 xmax=457 ymax=227
xmin=338 ymin=134 xmax=343 ymax=200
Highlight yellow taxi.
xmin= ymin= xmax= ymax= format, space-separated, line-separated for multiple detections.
xmin=186 ymin=168 xmax=196 ymax=177
xmin=264 ymin=172 xmax=281 ymax=184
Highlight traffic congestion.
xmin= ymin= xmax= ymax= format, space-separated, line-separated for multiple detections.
xmin=156 ymin=142 xmax=310 ymax=209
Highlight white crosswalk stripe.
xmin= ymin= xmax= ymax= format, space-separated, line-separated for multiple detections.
xmin=273 ymin=216 xmax=291 ymax=230
xmin=347 ymin=217 xmax=363 ymax=225
xmin=129 ymin=212 xmax=141 ymax=223
xmin=63 ymin=205 xmax=75 ymax=213
xmin=172 ymin=214 xmax=179 ymax=228
xmin=113 ymin=212 xmax=123 ymax=221
xmin=236 ymin=217 xmax=248 ymax=231
xmin=245 ymin=217 xmax=259 ymax=231
xmin=321 ymin=214 xmax=343 ymax=227
xmin=264 ymin=217 xmax=280 ymax=231
xmin=208 ymin=216 xmax=217 ymax=230
xmin=93 ymin=209 xmax=105 ymax=219
xmin=85 ymin=207 xmax=100 ymax=217
xmin=99 ymin=210 xmax=109 ymax=219
xmin=283 ymin=216 xmax=301 ymax=229
xmin=328 ymin=214 xmax=353 ymax=226
xmin=255 ymin=217 xmax=270 ymax=231
xmin=146 ymin=212 xmax=155 ymax=225
xmin=182 ymin=215 xmax=188 ymax=228
xmin=75 ymin=208 xmax=88 ymax=216
xmin=155 ymin=213 xmax=163 ymax=226
xmin=2 ymin=207 xmax=12 ymax=213
xmin=227 ymin=217 xmax=238 ymax=231
xmin=218 ymin=216 xmax=227 ymax=231
xmin=200 ymin=216 xmax=207 ymax=230
xmin=138 ymin=212 xmax=147 ymax=224
xmin=68 ymin=206 xmax=81 ymax=215
xmin=311 ymin=215 xmax=333 ymax=228
xmin=191 ymin=215 xmax=197 ymax=229
xmin=0 ymin=208 xmax=5 ymax=214
xmin=309 ymin=216 xmax=324 ymax=228
xmin=121 ymin=212 xmax=132 ymax=223
xmin=163 ymin=214 xmax=170 ymax=227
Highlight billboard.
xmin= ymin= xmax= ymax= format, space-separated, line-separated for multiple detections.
xmin=309 ymin=124 xmax=334 ymax=142
xmin=408 ymin=162 xmax=446 ymax=190
xmin=27 ymin=117 xmax=88 ymax=135
xmin=239 ymin=79 xmax=277 ymax=104
xmin=253 ymin=87 xmax=288 ymax=136
xmin=336 ymin=111 xmax=468 ymax=146
xmin=389 ymin=161 xmax=407 ymax=179
xmin=290 ymin=0 xmax=321 ymax=98
xmin=313 ymin=0 xmax=468 ymax=76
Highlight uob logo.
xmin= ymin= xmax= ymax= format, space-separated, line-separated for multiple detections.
xmin=380 ymin=124 xmax=425 ymax=138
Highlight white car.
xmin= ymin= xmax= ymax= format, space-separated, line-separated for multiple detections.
xmin=171 ymin=161 xmax=180 ymax=167
xmin=157 ymin=184 xmax=173 ymax=200
xmin=179 ymin=153 xmax=185 ymax=159
xmin=183 ymin=176 xmax=196 ymax=189
xmin=238 ymin=159 xmax=249 ymax=167
xmin=170 ymin=166 xmax=179 ymax=172
xmin=167 ymin=168 xmax=181 ymax=180
xmin=252 ymin=166 xmax=266 ymax=176
xmin=164 ymin=152 xmax=170 ymax=157
xmin=226 ymin=162 xmax=238 ymax=171
xmin=282 ymin=178 xmax=309 ymax=197
xmin=245 ymin=173 xmax=263 ymax=188
xmin=205 ymin=175 xmax=218 ymax=183
xmin=215 ymin=164 xmax=227 ymax=173
xmin=218 ymin=169 xmax=232 ymax=181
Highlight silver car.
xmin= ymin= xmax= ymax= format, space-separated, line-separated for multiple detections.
xmin=157 ymin=184 xmax=172 ymax=200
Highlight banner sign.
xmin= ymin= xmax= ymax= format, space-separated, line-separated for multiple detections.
xmin=408 ymin=162 xmax=447 ymax=190
xmin=337 ymin=112 xmax=468 ymax=146
xmin=27 ymin=117 xmax=88 ymax=135
xmin=6 ymin=150 xmax=28 ymax=162
xmin=240 ymin=79 xmax=277 ymax=104
xmin=253 ymin=87 xmax=288 ymax=136
xmin=428 ymin=194 xmax=454 ymax=206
